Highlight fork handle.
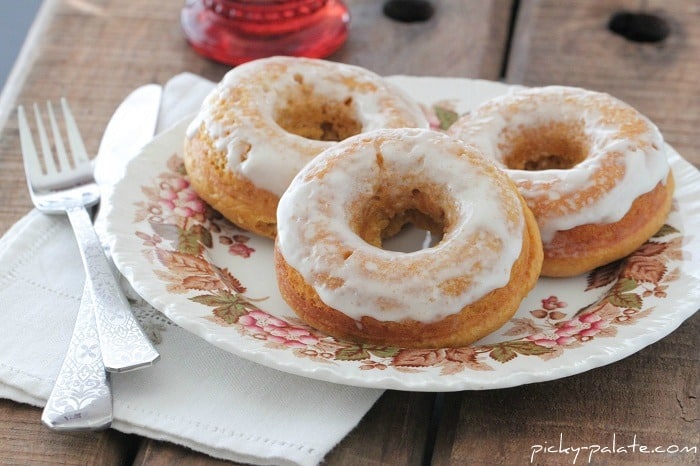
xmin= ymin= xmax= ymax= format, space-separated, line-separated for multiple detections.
xmin=66 ymin=205 xmax=160 ymax=372
xmin=42 ymin=283 xmax=112 ymax=430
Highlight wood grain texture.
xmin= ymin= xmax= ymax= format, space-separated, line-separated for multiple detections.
xmin=0 ymin=399 xmax=137 ymax=465
xmin=333 ymin=0 xmax=513 ymax=78
xmin=2 ymin=0 xmax=697 ymax=465
xmin=0 ymin=0 xmax=229 ymax=234
xmin=324 ymin=391 xmax=436 ymax=465
xmin=434 ymin=1 xmax=700 ymax=464
xmin=506 ymin=0 xmax=700 ymax=165
xmin=432 ymin=313 xmax=699 ymax=465
xmin=0 ymin=1 xmax=514 ymax=465
xmin=134 ymin=439 xmax=241 ymax=466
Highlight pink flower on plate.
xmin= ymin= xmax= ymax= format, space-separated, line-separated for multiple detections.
xmin=556 ymin=313 xmax=609 ymax=342
xmin=157 ymin=178 xmax=207 ymax=221
xmin=527 ymin=329 xmax=576 ymax=348
xmin=527 ymin=313 xmax=608 ymax=348
xmin=238 ymin=310 xmax=319 ymax=348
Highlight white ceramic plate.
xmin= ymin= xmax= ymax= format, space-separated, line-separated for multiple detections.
xmin=104 ymin=77 xmax=700 ymax=392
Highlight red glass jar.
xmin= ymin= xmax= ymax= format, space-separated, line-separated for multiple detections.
xmin=181 ymin=0 xmax=350 ymax=66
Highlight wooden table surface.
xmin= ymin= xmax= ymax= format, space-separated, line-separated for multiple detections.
xmin=1 ymin=0 xmax=698 ymax=464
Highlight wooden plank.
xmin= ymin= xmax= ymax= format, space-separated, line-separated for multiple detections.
xmin=0 ymin=0 xmax=513 ymax=464
xmin=134 ymin=439 xmax=240 ymax=466
xmin=181 ymin=0 xmax=511 ymax=80
xmin=334 ymin=0 xmax=513 ymax=78
xmin=0 ymin=399 xmax=137 ymax=465
xmin=432 ymin=314 xmax=699 ymax=465
xmin=506 ymin=0 xmax=700 ymax=165
xmin=0 ymin=0 xmax=230 ymax=234
xmin=324 ymin=391 xmax=436 ymax=465
xmin=433 ymin=1 xmax=700 ymax=464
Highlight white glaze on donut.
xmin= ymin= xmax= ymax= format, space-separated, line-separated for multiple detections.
xmin=186 ymin=57 xmax=428 ymax=197
xmin=276 ymin=129 xmax=525 ymax=324
xmin=449 ymin=86 xmax=671 ymax=243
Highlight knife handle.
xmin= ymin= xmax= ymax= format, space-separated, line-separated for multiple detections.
xmin=67 ymin=205 xmax=160 ymax=372
xmin=42 ymin=283 xmax=113 ymax=431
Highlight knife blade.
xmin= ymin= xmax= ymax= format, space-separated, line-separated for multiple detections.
xmin=90 ymin=84 xmax=163 ymax=373
xmin=94 ymin=84 xmax=163 ymax=186
xmin=93 ymin=84 xmax=162 ymax=239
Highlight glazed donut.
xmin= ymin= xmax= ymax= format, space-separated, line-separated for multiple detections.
xmin=448 ymin=86 xmax=674 ymax=277
xmin=274 ymin=128 xmax=543 ymax=348
xmin=184 ymin=56 xmax=429 ymax=238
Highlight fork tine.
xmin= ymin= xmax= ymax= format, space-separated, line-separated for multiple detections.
xmin=61 ymin=98 xmax=90 ymax=166
xmin=46 ymin=101 xmax=72 ymax=172
xmin=32 ymin=102 xmax=56 ymax=175
xmin=17 ymin=105 xmax=43 ymax=184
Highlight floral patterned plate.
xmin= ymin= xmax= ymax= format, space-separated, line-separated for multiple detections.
xmin=103 ymin=77 xmax=700 ymax=391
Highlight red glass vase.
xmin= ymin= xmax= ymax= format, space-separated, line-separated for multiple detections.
xmin=181 ymin=0 xmax=350 ymax=66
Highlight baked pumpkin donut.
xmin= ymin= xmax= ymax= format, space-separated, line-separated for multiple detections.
xmin=184 ymin=56 xmax=428 ymax=238
xmin=449 ymin=86 xmax=674 ymax=277
xmin=274 ymin=128 xmax=543 ymax=348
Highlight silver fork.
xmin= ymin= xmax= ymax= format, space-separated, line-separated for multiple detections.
xmin=17 ymin=99 xmax=160 ymax=374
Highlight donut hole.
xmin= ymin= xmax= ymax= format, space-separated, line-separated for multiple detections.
xmin=351 ymin=185 xmax=447 ymax=253
xmin=274 ymin=87 xmax=362 ymax=142
xmin=381 ymin=209 xmax=445 ymax=252
xmin=500 ymin=121 xmax=590 ymax=170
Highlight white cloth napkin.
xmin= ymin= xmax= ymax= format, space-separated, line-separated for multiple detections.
xmin=0 ymin=73 xmax=383 ymax=466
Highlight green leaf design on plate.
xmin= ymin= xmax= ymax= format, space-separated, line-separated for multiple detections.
xmin=607 ymin=277 xmax=642 ymax=309
xmin=335 ymin=344 xmax=400 ymax=361
xmin=613 ymin=277 xmax=637 ymax=293
xmin=367 ymin=346 xmax=401 ymax=358
xmin=335 ymin=345 xmax=371 ymax=361
xmin=435 ymin=106 xmax=459 ymax=130
xmin=178 ymin=224 xmax=212 ymax=254
xmin=489 ymin=340 xmax=554 ymax=363
xmin=191 ymin=290 xmax=250 ymax=324
xmin=608 ymin=292 xmax=643 ymax=309
xmin=506 ymin=340 xmax=556 ymax=355
xmin=489 ymin=345 xmax=518 ymax=363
